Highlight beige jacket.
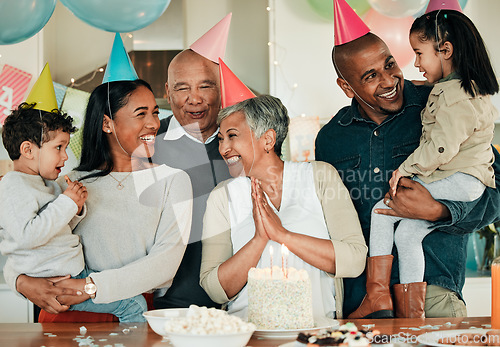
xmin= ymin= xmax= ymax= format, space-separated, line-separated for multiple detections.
xmin=399 ymin=79 xmax=497 ymax=187
xmin=199 ymin=161 xmax=367 ymax=319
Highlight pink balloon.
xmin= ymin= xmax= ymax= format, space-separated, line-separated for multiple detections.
xmin=364 ymin=9 xmax=414 ymax=68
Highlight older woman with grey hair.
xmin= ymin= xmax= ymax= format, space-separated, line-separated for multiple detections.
xmin=200 ymin=94 xmax=367 ymax=319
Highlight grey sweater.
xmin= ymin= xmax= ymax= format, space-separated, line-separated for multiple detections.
xmin=0 ymin=171 xmax=84 ymax=293
xmin=59 ymin=165 xmax=192 ymax=304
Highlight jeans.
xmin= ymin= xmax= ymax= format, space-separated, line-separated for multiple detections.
xmin=70 ymin=268 xmax=147 ymax=322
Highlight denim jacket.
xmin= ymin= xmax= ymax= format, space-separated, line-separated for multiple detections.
xmin=315 ymin=80 xmax=500 ymax=316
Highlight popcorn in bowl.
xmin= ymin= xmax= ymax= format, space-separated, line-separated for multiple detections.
xmin=164 ymin=305 xmax=256 ymax=347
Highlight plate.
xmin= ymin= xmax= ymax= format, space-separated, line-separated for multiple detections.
xmin=417 ymin=329 xmax=500 ymax=347
xmin=253 ymin=316 xmax=339 ymax=339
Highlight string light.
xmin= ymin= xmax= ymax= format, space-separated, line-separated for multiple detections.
xmin=267 ymin=0 xmax=301 ymax=118
xmin=69 ymin=66 xmax=105 ymax=87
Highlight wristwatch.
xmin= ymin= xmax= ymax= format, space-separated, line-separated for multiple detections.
xmin=84 ymin=277 xmax=96 ymax=299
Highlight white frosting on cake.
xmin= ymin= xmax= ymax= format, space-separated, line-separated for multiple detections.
xmin=247 ymin=266 xmax=314 ymax=330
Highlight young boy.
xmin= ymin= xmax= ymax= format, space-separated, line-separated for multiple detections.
xmin=0 ymin=103 xmax=147 ymax=322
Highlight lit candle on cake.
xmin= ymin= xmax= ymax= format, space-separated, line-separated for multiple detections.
xmin=282 ymin=244 xmax=289 ymax=278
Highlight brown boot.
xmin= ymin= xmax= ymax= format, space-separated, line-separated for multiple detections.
xmin=393 ymin=282 xmax=427 ymax=318
xmin=348 ymin=255 xmax=394 ymax=319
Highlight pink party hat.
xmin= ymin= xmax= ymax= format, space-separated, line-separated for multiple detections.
xmin=334 ymin=0 xmax=370 ymax=46
xmin=425 ymin=0 xmax=462 ymax=13
xmin=190 ymin=13 xmax=232 ymax=63
xmin=219 ymin=58 xmax=255 ymax=108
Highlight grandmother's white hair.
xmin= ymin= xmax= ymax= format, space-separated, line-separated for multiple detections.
xmin=217 ymin=95 xmax=289 ymax=156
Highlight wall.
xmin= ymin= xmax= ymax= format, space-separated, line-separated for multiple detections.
xmin=466 ymin=2 xmax=500 ymax=145
xmin=133 ymin=0 xmax=184 ymax=51
xmin=270 ymin=0 xmax=341 ymax=119
xmin=227 ymin=0 xmax=269 ymax=94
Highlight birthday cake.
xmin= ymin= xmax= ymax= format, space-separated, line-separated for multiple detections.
xmin=247 ymin=266 xmax=314 ymax=330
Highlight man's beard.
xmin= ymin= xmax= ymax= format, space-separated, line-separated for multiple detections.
xmin=380 ymin=103 xmax=404 ymax=116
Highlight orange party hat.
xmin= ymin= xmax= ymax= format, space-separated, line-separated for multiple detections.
xmin=190 ymin=13 xmax=232 ymax=63
xmin=219 ymin=58 xmax=255 ymax=108
xmin=334 ymin=0 xmax=370 ymax=46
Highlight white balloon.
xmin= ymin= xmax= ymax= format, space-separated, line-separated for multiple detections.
xmin=368 ymin=0 xmax=428 ymax=18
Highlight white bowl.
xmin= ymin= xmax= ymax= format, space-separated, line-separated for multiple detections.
xmin=143 ymin=308 xmax=189 ymax=337
xmin=167 ymin=330 xmax=254 ymax=347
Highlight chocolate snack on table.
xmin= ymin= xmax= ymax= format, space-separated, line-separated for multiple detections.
xmin=296 ymin=322 xmax=384 ymax=346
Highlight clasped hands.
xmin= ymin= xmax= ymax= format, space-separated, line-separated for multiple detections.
xmin=251 ymin=177 xmax=287 ymax=244
xmin=16 ymin=275 xmax=90 ymax=314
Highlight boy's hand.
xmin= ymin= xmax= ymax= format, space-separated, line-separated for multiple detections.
xmin=63 ymin=176 xmax=87 ymax=214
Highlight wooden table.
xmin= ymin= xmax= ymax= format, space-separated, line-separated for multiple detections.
xmin=0 ymin=317 xmax=491 ymax=346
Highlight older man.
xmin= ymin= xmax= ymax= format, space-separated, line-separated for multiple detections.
xmin=152 ymin=49 xmax=231 ymax=309
xmin=315 ymin=32 xmax=500 ymax=318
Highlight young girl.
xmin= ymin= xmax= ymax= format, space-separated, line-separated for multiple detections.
xmin=350 ymin=9 xmax=499 ymax=319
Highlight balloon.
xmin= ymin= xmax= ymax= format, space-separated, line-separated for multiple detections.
xmin=368 ymin=0 xmax=427 ymax=18
xmin=307 ymin=0 xmax=371 ymax=22
xmin=364 ymin=9 xmax=415 ymax=67
xmin=0 ymin=0 xmax=56 ymax=45
xmin=60 ymin=0 xmax=172 ymax=32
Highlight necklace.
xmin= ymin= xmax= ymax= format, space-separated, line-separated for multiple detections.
xmin=108 ymin=172 xmax=132 ymax=190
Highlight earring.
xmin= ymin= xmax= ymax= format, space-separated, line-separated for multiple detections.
xmin=106 ymin=130 xmax=111 ymax=133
